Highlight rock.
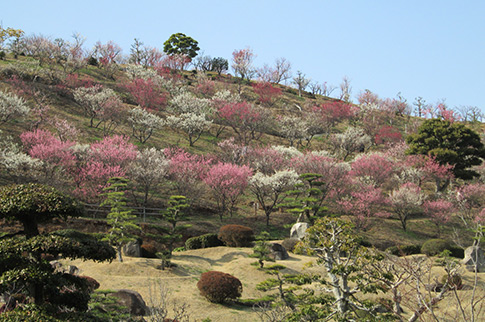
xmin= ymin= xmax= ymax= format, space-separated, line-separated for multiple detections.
xmin=271 ymin=243 xmax=289 ymax=260
xmin=109 ymin=289 xmax=147 ymax=316
xmin=68 ymin=265 xmax=79 ymax=275
xmin=290 ymin=222 xmax=309 ymax=240
xmin=122 ymin=240 xmax=142 ymax=257
xmin=462 ymin=246 xmax=485 ymax=272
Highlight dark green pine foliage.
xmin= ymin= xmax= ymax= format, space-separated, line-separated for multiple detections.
xmin=281 ymin=173 xmax=329 ymax=225
xmin=406 ymin=118 xmax=485 ymax=180
xmin=249 ymin=231 xmax=274 ymax=268
xmin=156 ymin=195 xmax=191 ymax=270
xmin=100 ymin=177 xmax=140 ymax=262
xmin=163 ymin=33 xmax=200 ymax=59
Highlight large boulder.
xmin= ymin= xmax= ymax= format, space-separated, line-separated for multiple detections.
xmin=109 ymin=289 xmax=147 ymax=316
xmin=462 ymin=246 xmax=485 ymax=272
xmin=271 ymin=243 xmax=289 ymax=260
xmin=290 ymin=222 xmax=309 ymax=240
xmin=122 ymin=240 xmax=142 ymax=257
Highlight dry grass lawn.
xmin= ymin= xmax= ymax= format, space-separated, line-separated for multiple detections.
xmin=63 ymin=247 xmax=485 ymax=321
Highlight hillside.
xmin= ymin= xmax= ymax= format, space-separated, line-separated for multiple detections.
xmin=1 ymin=46 xmax=485 ymax=321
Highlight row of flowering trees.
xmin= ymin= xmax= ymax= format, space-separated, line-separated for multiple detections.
xmin=6 ymin=124 xmax=484 ymax=233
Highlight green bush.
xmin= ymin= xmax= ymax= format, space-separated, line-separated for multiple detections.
xmin=449 ymin=245 xmax=465 ymax=258
xmin=281 ymin=238 xmax=300 ymax=253
xmin=218 ymin=225 xmax=254 ymax=247
xmin=185 ymin=233 xmax=224 ymax=250
xmin=197 ymin=271 xmax=242 ymax=303
xmin=386 ymin=244 xmax=422 ymax=256
xmin=421 ymin=239 xmax=451 ymax=256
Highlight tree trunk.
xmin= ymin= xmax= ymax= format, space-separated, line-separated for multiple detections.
xmin=22 ymin=218 xmax=39 ymax=239
xmin=116 ymin=246 xmax=123 ymax=262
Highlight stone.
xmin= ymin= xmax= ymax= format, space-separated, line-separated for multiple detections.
xmin=109 ymin=289 xmax=147 ymax=316
xmin=290 ymin=222 xmax=309 ymax=240
xmin=122 ymin=240 xmax=142 ymax=257
xmin=462 ymin=246 xmax=485 ymax=272
xmin=271 ymin=243 xmax=289 ymax=260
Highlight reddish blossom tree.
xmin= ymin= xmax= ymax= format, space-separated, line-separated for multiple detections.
xmin=231 ymin=47 xmax=255 ymax=81
xmin=93 ymin=40 xmax=122 ymax=79
xmin=375 ymin=125 xmax=403 ymax=146
xmin=203 ymin=162 xmax=252 ymax=220
xmin=252 ymin=82 xmax=282 ymax=106
xmin=312 ymin=101 xmax=357 ymax=134
xmin=123 ymin=78 xmax=167 ymax=110
xmin=216 ymin=102 xmax=268 ymax=144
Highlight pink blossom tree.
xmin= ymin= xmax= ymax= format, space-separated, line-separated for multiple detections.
xmin=423 ymin=199 xmax=455 ymax=236
xmin=338 ymin=183 xmax=389 ymax=231
xmin=164 ymin=148 xmax=212 ymax=203
xmin=93 ymin=40 xmax=122 ymax=79
xmin=204 ymin=162 xmax=252 ymax=220
xmin=350 ymin=153 xmax=396 ymax=188
xmin=453 ymin=183 xmax=485 ymax=227
xmin=312 ymin=101 xmax=357 ymax=134
xmin=231 ymin=47 xmax=255 ymax=81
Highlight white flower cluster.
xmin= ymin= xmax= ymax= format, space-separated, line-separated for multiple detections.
xmin=271 ymin=145 xmax=302 ymax=159
xmin=0 ymin=90 xmax=30 ymax=122
xmin=128 ymin=107 xmax=165 ymax=129
xmin=0 ymin=131 xmax=41 ymax=176
xmin=278 ymin=115 xmax=309 ymax=145
xmin=166 ymin=112 xmax=212 ymax=134
xmin=129 ymin=147 xmax=170 ymax=184
xmin=170 ymin=91 xmax=212 ymax=115
xmin=212 ymin=90 xmax=241 ymax=103
xmin=249 ymin=169 xmax=300 ymax=192
xmin=124 ymin=64 xmax=159 ymax=80
xmin=73 ymin=86 xmax=121 ymax=115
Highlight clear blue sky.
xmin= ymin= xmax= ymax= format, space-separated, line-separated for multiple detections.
xmin=3 ymin=0 xmax=484 ymax=111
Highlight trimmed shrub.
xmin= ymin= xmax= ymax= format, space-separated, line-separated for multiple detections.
xmin=197 ymin=271 xmax=242 ymax=303
xmin=281 ymin=238 xmax=300 ymax=253
xmin=141 ymin=243 xmax=158 ymax=258
xmin=185 ymin=233 xmax=224 ymax=250
xmin=218 ymin=225 xmax=254 ymax=247
xmin=421 ymin=239 xmax=451 ymax=256
xmin=386 ymin=244 xmax=422 ymax=256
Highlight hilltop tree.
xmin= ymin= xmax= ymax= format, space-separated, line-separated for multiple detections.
xmin=231 ymin=47 xmax=255 ymax=81
xmin=163 ymin=33 xmax=199 ymax=59
xmin=406 ymin=119 xmax=485 ymax=180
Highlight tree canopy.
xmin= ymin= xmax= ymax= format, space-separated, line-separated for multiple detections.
xmin=406 ymin=119 xmax=485 ymax=180
xmin=0 ymin=183 xmax=82 ymax=238
xmin=163 ymin=33 xmax=199 ymax=59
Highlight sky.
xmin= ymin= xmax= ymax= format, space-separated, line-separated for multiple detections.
xmin=2 ymin=0 xmax=485 ymax=112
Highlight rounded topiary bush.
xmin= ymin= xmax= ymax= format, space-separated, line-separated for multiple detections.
xmin=185 ymin=233 xmax=224 ymax=250
xmin=141 ymin=243 xmax=158 ymax=258
xmin=386 ymin=244 xmax=422 ymax=256
xmin=421 ymin=239 xmax=451 ymax=256
xmin=218 ymin=225 xmax=254 ymax=247
xmin=281 ymin=238 xmax=300 ymax=253
xmin=197 ymin=271 xmax=242 ymax=303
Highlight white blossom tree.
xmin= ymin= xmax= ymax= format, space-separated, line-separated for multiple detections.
xmin=0 ymin=90 xmax=30 ymax=122
xmin=127 ymin=107 xmax=164 ymax=143
xmin=249 ymin=170 xmax=300 ymax=226
xmin=170 ymin=91 xmax=212 ymax=115
xmin=165 ymin=112 xmax=212 ymax=146
xmin=329 ymin=126 xmax=371 ymax=161
xmin=389 ymin=183 xmax=425 ymax=231
xmin=128 ymin=148 xmax=170 ymax=220
xmin=278 ymin=115 xmax=309 ymax=147
xmin=73 ymin=85 xmax=122 ymax=128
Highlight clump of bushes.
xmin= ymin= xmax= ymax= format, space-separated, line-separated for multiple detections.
xmin=197 ymin=271 xmax=242 ymax=303
xmin=386 ymin=244 xmax=422 ymax=256
xmin=185 ymin=233 xmax=224 ymax=250
xmin=421 ymin=239 xmax=452 ymax=256
xmin=218 ymin=225 xmax=254 ymax=247
xmin=281 ymin=238 xmax=300 ymax=253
